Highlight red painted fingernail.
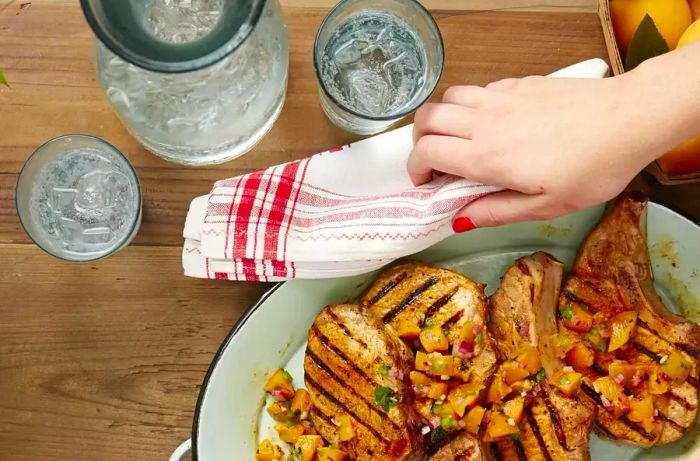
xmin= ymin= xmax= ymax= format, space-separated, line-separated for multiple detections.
xmin=453 ymin=217 xmax=477 ymax=233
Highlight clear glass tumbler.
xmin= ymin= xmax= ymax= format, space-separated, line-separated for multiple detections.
xmin=81 ymin=0 xmax=289 ymax=165
xmin=16 ymin=135 xmax=142 ymax=262
xmin=314 ymin=0 xmax=444 ymax=135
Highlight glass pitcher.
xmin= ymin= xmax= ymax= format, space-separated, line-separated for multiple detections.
xmin=80 ymin=0 xmax=289 ymax=165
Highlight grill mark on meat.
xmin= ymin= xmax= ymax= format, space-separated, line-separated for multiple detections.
xmin=525 ymin=404 xmax=554 ymax=461
xmin=310 ymin=407 xmax=335 ymax=426
xmin=563 ymin=291 xmax=598 ymax=312
xmin=426 ymin=429 xmax=461 ymax=457
xmin=583 ymin=279 xmax=605 ymax=294
xmin=687 ymin=376 xmax=699 ymax=388
xmin=592 ymin=362 xmax=607 ymax=376
xmin=595 ymin=422 xmax=617 ymax=439
xmin=366 ymin=272 xmax=408 ymax=306
xmin=305 ymin=375 xmax=389 ymax=442
xmin=306 ymin=349 xmax=402 ymax=432
xmin=633 ymin=341 xmax=662 ymax=362
xmin=580 ymin=383 xmax=657 ymax=441
xmin=530 ymin=284 xmax=536 ymax=305
xmin=382 ymin=276 xmax=439 ymax=324
xmin=455 ymin=446 xmax=476 ymax=461
xmin=311 ymin=326 xmax=378 ymax=387
xmin=657 ymin=410 xmax=688 ymax=433
xmin=326 ymin=308 xmax=368 ymax=348
xmin=517 ymin=259 xmax=531 ymax=276
xmin=668 ymin=392 xmax=697 ymax=411
xmin=441 ymin=309 xmax=464 ymax=331
xmin=637 ymin=320 xmax=700 ymax=356
xmin=542 ymin=390 xmax=569 ymax=450
xmin=424 ymin=287 xmax=458 ymax=321
xmin=513 ymin=437 xmax=527 ymax=461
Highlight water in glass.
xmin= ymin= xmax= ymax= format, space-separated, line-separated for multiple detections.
xmin=319 ymin=11 xmax=427 ymax=118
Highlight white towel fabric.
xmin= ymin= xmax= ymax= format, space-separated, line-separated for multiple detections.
xmin=183 ymin=59 xmax=610 ymax=281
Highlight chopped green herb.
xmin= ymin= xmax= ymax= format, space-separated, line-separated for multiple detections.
xmin=560 ymin=304 xmax=574 ymax=320
xmin=286 ymin=417 xmax=296 ymax=427
xmin=512 ymin=433 xmax=521 ymax=442
xmin=475 ymin=333 xmax=483 ymax=346
xmin=558 ymin=336 xmax=570 ymax=348
xmin=378 ymin=364 xmax=391 ymax=376
xmin=443 ymin=328 xmax=450 ymax=337
xmin=291 ymin=446 xmax=302 ymax=460
xmin=283 ymin=370 xmax=293 ymax=383
xmin=560 ymin=375 xmax=571 ymax=386
xmin=431 ymin=403 xmax=443 ymax=414
xmin=441 ymin=415 xmax=458 ymax=430
xmin=423 ymin=318 xmax=433 ymax=328
xmin=466 ymin=388 xmax=477 ymax=396
xmin=590 ymin=327 xmax=600 ymax=335
xmin=534 ymin=369 xmax=546 ymax=383
xmin=595 ymin=340 xmax=607 ymax=353
xmin=374 ymin=386 xmax=397 ymax=411
xmin=681 ymin=361 xmax=687 ymax=369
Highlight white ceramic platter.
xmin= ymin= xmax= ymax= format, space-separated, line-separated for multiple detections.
xmin=183 ymin=203 xmax=700 ymax=461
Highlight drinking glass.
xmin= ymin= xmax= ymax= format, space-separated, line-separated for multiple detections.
xmin=314 ymin=0 xmax=444 ymax=135
xmin=16 ymin=135 xmax=142 ymax=262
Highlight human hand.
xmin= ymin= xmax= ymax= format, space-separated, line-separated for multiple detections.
xmin=407 ymin=62 xmax=694 ymax=232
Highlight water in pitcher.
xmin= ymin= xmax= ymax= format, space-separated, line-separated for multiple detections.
xmin=28 ymin=147 xmax=140 ymax=260
xmin=319 ymin=11 xmax=427 ymax=118
xmin=95 ymin=0 xmax=288 ymax=165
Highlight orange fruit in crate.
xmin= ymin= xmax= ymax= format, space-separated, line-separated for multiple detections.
xmin=678 ymin=19 xmax=700 ymax=48
xmin=657 ymin=20 xmax=700 ymax=177
xmin=610 ymin=0 xmax=692 ymax=53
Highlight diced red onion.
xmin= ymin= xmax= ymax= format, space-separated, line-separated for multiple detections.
xmin=600 ymin=395 xmax=612 ymax=408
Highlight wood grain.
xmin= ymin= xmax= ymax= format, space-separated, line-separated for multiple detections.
xmin=0 ymin=1 xmax=697 ymax=461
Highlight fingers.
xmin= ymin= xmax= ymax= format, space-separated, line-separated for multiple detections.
xmin=407 ymin=135 xmax=477 ymax=185
xmin=452 ymin=190 xmax=553 ymax=230
xmin=442 ymin=85 xmax=493 ymax=107
xmin=413 ymin=103 xmax=476 ymax=144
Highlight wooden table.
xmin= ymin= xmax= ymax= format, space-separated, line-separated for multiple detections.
xmin=0 ymin=1 xmax=698 ymax=459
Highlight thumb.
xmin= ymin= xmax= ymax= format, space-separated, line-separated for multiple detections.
xmin=452 ymin=190 xmax=550 ymax=232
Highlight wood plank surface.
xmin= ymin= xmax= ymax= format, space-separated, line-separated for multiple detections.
xmin=0 ymin=1 xmax=697 ymax=461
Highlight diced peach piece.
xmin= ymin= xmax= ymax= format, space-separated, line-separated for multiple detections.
xmin=396 ymin=319 xmax=421 ymax=339
xmin=515 ymin=345 xmax=542 ymax=375
xmin=451 ymin=356 xmax=471 ymax=382
xmin=291 ymin=389 xmax=311 ymax=420
xmin=427 ymin=353 xmax=455 ymax=377
xmin=608 ymin=311 xmax=638 ymax=352
xmin=608 ymin=361 xmax=646 ymax=388
xmin=448 ymin=383 xmax=483 ymax=417
xmin=255 ymin=439 xmax=284 ymax=461
xmin=275 ymin=423 xmax=308 ymax=444
xmin=661 ymin=351 xmax=691 ymax=384
xmin=415 ymin=351 xmax=430 ymax=372
xmin=464 ymin=406 xmax=486 ymax=435
xmin=267 ymin=401 xmax=291 ymax=422
xmin=432 ymin=401 xmax=457 ymax=419
xmin=420 ymin=325 xmax=450 ymax=353
xmin=410 ymin=371 xmax=431 ymax=386
xmin=336 ymin=415 xmax=355 ymax=442
xmin=503 ymin=396 xmax=525 ymax=424
xmin=486 ymin=374 xmax=512 ymax=404
xmin=485 ymin=411 xmax=519 ymax=441
xmin=511 ymin=380 xmax=534 ymax=392
xmin=648 ymin=367 xmax=670 ymax=395
xmin=317 ymin=447 xmax=349 ymax=461
xmin=594 ymin=376 xmax=629 ymax=417
xmin=294 ymin=435 xmax=325 ymax=461
xmin=428 ymin=382 xmax=450 ymax=400
xmin=502 ymin=361 xmax=530 ymax=385
xmin=264 ymin=369 xmax=295 ymax=401
xmin=629 ymin=396 xmax=655 ymax=422
xmin=566 ymin=342 xmax=595 ymax=371
xmin=560 ymin=303 xmax=593 ymax=333
xmin=551 ymin=333 xmax=573 ymax=358
xmin=553 ymin=370 xmax=582 ymax=397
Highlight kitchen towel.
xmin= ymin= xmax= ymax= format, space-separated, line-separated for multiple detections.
xmin=183 ymin=58 xmax=610 ymax=281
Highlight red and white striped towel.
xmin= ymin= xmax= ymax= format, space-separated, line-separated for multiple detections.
xmin=183 ymin=59 xmax=609 ymax=281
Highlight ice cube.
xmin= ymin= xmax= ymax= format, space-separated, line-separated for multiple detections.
xmin=75 ymin=171 xmax=107 ymax=212
xmin=334 ymin=39 xmax=367 ymax=65
xmin=82 ymin=226 xmax=113 ymax=245
xmin=346 ymin=68 xmax=390 ymax=116
xmin=51 ymin=188 xmax=77 ymax=214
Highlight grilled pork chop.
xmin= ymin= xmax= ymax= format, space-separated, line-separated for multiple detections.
xmin=490 ymin=252 xmax=596 ymax=461
xmin=361 ymin=262 xmax=498 ymax=386
xmin=304 ymin=304 xmax=425 ymax=461
xmin=427 ymin=430 xmax=492 ymax=461
xmin=560 ymin=195 xmax=700 ymax=446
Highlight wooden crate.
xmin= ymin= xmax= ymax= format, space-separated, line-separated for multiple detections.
xmin=598 ymin=0 xmax=700 ymax=184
